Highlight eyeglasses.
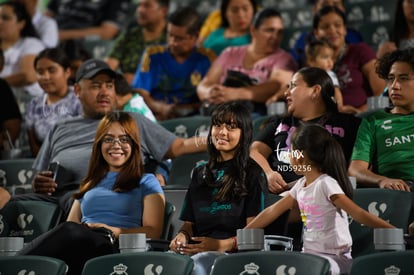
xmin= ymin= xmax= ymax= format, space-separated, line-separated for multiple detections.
xmin=101 ymin=136 xmax=132 ymax=146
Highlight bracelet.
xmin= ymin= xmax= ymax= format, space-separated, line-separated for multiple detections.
xmin=178 ymin=229 xmax=191 ymax=242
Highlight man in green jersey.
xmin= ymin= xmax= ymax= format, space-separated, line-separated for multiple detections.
xmin=349 ymin=48 xmax=414 ymax=192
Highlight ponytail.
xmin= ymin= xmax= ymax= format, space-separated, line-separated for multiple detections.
xmin=323 ymin=138 xmax=353 ymax=199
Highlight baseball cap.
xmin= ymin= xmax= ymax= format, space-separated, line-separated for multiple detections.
xmin=75 ymin=59 xmax=116 ymax=82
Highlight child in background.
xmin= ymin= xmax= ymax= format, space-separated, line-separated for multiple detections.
xmin=26 ymin=48 xmax=81 ymax=156
xmin=114 ymin=73 xmax=157 ymax=123
xmin=305 ymin=40 xmax=361 ymax=114
xmin=246 ymin=124 xmax=394 ymax=275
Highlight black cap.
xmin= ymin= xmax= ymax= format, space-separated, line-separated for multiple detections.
xmin=75 ymin=59 xmax=116 ymax=82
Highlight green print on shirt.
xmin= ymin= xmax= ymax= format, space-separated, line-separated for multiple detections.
xmin=216 ymin=170 xmax=224 ymax=181
xmin=385 ymin=134 xmax=414 ymax=147
xmin=199 ymin=169 xmax=231 ymax=214
xmin=200 ymin=201 xmax=232 ymax=214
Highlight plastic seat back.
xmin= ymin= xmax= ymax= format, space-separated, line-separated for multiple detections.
xmin=350 ymin=250 xmax=414 ymax=275
xmin=162 ymin=201 xmax=176 ymax=240
xmin=165 ymin=152 xmax=208 ymax=189
xmin=0 ymin=158 xmax=35 ymax=194
xmin=0 ymin=200 xmax=62 ymax=242
xmin=210 ymin=251 xmax=330 ymax=275
xmin=82 ymin=251 xmax=194 ymax=275
xmin=159 ymin=115 xmax=211 ymax=138
xmin=350 ymin=189 xmax=413 ymax=257
xmin=0 ymin=255 xmax=67 ymax=275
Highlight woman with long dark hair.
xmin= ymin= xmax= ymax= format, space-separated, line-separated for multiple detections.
xmin=170 ymin=101 xmax=265 ymax=254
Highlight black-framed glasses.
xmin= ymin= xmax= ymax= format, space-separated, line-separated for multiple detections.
xmin=101 ymin=136 xmax=132 ymax=146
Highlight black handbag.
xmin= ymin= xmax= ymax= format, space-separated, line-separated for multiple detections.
xmin=200 ymin=70 xmax=257 ymax=115
xmin=223 ymin=69 xmax=257 ymax=87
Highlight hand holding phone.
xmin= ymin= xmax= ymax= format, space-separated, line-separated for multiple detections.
xmin=48 ymin=161 xmax=60 ymax=182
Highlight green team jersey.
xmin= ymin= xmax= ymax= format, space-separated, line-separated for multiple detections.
xmin=351 ymin=109 xmax=414 ymax=181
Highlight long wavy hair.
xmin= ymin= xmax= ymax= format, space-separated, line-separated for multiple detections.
xmin=291 ymin=123 xmax=353 ymax=199
xmin=202 ymin=101 xmax=252 ymax=202
xmin=73 ymin=112 xmax=144 ymax=199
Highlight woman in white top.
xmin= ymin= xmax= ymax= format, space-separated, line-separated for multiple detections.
xmin=0 ymin=1 xmax=44 ymax=98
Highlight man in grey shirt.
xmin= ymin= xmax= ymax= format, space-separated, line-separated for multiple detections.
xmin=8 ymin=59 xmax=206 ymax=216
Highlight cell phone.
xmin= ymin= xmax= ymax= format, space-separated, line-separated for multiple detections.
xmin=188 ymin=239 xmax=201 ymax=244
xmin=48 ymin=161 xmax=60 ymax=182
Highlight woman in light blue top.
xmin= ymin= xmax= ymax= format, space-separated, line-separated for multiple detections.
xmin=19 ymin=112 xmax=165 ymax=275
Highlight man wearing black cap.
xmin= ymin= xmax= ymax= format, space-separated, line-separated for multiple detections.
xmin=6 ymin=58 xmax=206 ymax=217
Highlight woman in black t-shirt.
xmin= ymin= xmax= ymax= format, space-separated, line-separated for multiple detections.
xmin=169 ymin=101 xmax=266 ymax=255
xmin=251 ymin=67 xmax=361 ymax=194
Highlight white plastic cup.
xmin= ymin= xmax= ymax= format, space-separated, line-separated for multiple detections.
xmin=237 ymin=228 xmax=264 ymax=251
xmin=118 ymin=233 xmax=147 ymax=253
xmin=0 ymin=237 xmax=24 ymax=256
xmin=374 ymin=228 xmax=405 ymax=251
xmin=367 ymin=96 xmax=389 ymax=111
xmin=267 ymin=102 xmax=287 ymax=116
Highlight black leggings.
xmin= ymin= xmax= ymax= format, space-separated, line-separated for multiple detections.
xmin=18 ymin=222 xmax=118 ymax=275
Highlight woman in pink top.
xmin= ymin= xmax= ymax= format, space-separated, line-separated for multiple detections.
xmin=197 ymin=8 xmax=297 ymax=117
xmin=313 ymin=6 xmax=386 ymax=111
